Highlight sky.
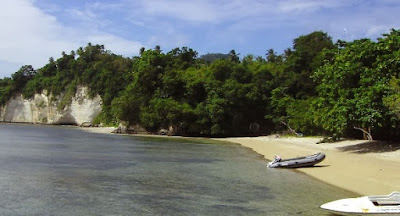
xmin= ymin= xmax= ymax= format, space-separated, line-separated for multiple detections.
xmin=0 ymin=0 xmax=399 ymax=78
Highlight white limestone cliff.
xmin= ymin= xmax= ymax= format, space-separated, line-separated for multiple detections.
xmin=0 ymin=86 xmax=102 ymax=126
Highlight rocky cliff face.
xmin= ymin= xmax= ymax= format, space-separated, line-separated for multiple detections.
xmin=0 ymin=86 xmax=102 ymax=126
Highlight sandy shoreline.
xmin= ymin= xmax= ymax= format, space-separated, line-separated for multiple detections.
xmin=218 ymin=136 xmax=400 ymax=196
xmin=80 ymin=127 xmax=400 ymax=196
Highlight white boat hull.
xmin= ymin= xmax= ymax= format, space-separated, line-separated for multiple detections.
xmin=321 ymin=192 xmax=400 ymax=215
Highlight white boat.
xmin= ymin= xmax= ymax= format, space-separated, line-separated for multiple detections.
xmin=321 ymin=192 xmax=400 ymax=215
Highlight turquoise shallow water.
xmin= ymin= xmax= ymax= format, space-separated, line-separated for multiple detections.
xmin=0 ymin=124 xmax=355 ymax=215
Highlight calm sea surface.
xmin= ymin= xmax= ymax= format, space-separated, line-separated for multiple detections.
xmin=0 ymin=124 xmax=355 ymax=215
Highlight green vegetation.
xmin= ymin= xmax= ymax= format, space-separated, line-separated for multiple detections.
xmin=1 ymin=29 xmax=400 ymax=139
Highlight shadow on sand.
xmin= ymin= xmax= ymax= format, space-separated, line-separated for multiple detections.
xmin=337 ymin=141 xmax=400 ymax=154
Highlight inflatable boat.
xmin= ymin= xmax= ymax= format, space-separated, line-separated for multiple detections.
xmin=267 ymin=152 xmax=325 ymax=168
xmin=321 ymin=192 xmax=400 ymax=214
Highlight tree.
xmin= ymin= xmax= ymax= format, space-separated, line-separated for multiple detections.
xmin=228 ymin=50 xmax=240 ymax=63
xmin=167 ymin=47 xmax=198 ymax=70
xmin=0 ymin=77 xmax=13 ymax=105
xmin=267 ymin=87 xmax=295 ymax=132
xmin=139 ymin=47 xmax=145 ymax=56
xmin=384 ymin=78 xmax=400 ymax=118
xmin=266 ymin=49 xmax=282 ymax=63
xmin=313 ymin=32 xmax=400 ymax=139
xmin=154 ymin=45 xmax=161 ymax=53
xmin=12 ymin=65 xmax=36 ymax=91
xmin=131 ymin=48 xmax=166 ymax=98
xmin=284 ymin=31 xmax=336 ymax=98
xmin=210 ymin=59 xmax=233 ymax=81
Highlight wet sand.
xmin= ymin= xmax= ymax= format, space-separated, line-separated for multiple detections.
xmin=80 ymin=127 xmax=400 ymax=196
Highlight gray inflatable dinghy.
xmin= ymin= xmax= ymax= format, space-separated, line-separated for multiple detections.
xmin=267 ymin=152 xmax=325 ymax=168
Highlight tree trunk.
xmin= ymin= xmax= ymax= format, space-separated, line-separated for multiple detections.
xmin=280 ymin=121 xmax=297 ymax=135
xmin=354 ymin=126 xmax=373 ymax=140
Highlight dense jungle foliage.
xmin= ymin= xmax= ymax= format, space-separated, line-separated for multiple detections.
xmin=1 ymin=29 xmax=400 ymax=139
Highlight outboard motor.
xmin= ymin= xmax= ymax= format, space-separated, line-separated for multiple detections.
xmin=267 ymin=155 xmax=281 ymax=167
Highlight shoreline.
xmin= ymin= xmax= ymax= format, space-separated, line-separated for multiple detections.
xmin=80 ymin=127 xmax=400 ymax=196
xmin=217 ymin=136 xmax=400 ymax=196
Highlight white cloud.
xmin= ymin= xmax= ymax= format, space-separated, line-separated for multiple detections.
xmin=138 ymin=0 xmax=219 ymax=22
xmin=277 ymin=0 xmax=347 ymax=13
xmin=132 ymin=0 xmax=351 ymax=24
xmin=0 ymin=0 xmax=143 ymax=78
xmin=1 ymin=0 xmax=64 ymax=62
xmin=129 ymin=0 xmax=275 ymax=25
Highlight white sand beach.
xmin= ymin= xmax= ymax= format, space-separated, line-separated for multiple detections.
xmin=221 ymin=136 xmax=400 ymax=196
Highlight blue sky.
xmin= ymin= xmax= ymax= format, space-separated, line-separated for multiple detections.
xmin=1 ymin=0 xmax=399 ymax=78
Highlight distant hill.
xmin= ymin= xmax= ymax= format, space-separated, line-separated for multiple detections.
xmin=199 ymin=53 xmax=229 ymax=63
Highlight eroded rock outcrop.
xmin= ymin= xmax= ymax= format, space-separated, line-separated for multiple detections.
xmin=0 ymin=86 xmax=102 ymax=126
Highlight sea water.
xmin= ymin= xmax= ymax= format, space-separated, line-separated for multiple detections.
xmin=0 ymin=124 xmax=355 ymax=215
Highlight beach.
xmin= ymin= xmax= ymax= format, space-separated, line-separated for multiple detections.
xmin=80 ymin=127 xmax=400 ymax=196
xmin=219 ymin=136 xmax=400 ymax=196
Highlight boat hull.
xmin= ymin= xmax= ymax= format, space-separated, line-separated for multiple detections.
xmin=267 ymin=152 xmax=325 ymax=168
xmin=321 ymin=192 xmax=400 ymax=215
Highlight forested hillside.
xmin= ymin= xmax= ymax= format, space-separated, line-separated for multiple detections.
xmin=1 ymin=29 xmax=400 ymax=139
